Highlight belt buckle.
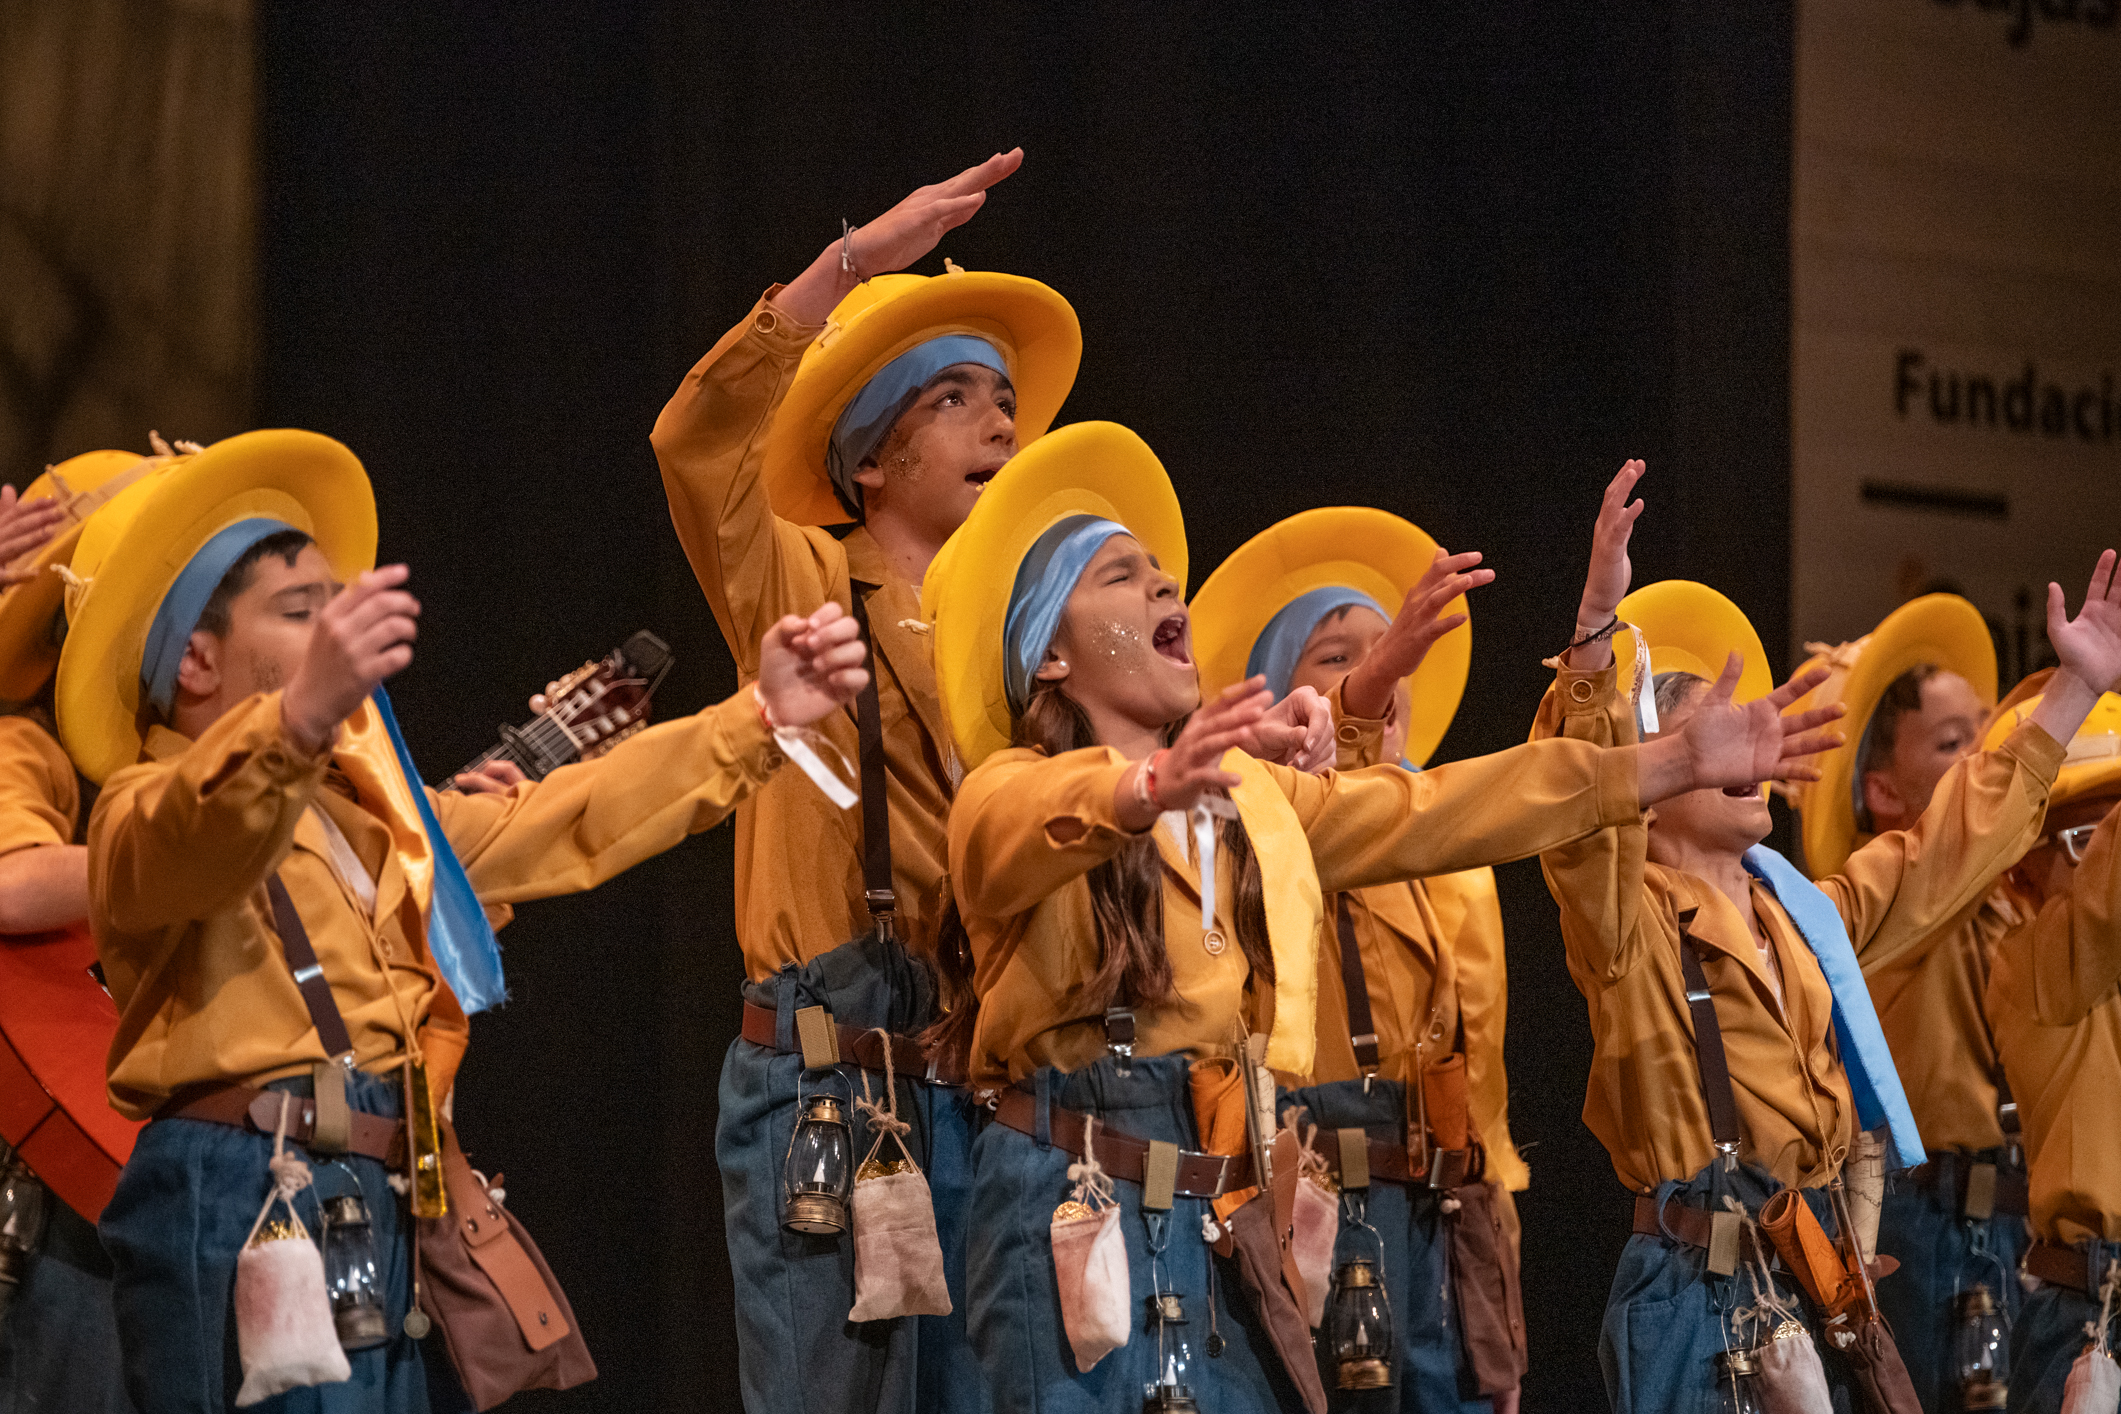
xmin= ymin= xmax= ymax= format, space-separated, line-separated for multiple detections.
xmin=1427 ymin=1146 xmax=1470 ymax=1191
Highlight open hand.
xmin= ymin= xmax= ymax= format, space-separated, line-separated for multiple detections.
xmin=778 ymin=150 xmax=1024 ymax=325
xmin=1244 ymin=685 xmax=1334 ymax=773
xmin=757 ymin=602 xmax=868 ymax=729
xmin=2028 ymin=549 xmax=2121 ymax=746
xmin=281 ymin=566 xmax=420 ymax=755
xmin=1568 ymin=460 xmax=1646 ymax=670
xmin=1342 ymin=548 xmax=1492 ymax=718
xmin=1659 ymin=654 xmax=1843 ymax=800
xmin=1116 ymin=679 xmax=1270 ymax=829
xmin=0 ymin=487 xmax=69 ymax=583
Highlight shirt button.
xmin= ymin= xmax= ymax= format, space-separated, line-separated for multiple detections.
xmin=754 ymin=309 xmax=779 ymax=335
xmin=1203 ymin=929 xmax=1228 ymax=956
xmin=1568 ymin=679 xmax=1596 ymax=703
xmin=1336 ymin=724 xmax=1361 ymax=743
xmin=765 ymin=752 xmax=786 ymax=770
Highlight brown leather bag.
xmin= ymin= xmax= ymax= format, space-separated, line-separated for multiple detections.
xmin=1447 ymin=1180 xmax=1527 ymax=1396
xmin=416 ymin=1117 xmax=596 ymax=1410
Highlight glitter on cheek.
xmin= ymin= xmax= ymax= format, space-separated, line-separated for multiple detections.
xmin=1085 ymin=619 xmax=1147 ymax=674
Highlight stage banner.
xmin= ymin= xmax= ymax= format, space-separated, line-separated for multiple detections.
xmin=1794 ymin=0 xmax=2120 ymax=678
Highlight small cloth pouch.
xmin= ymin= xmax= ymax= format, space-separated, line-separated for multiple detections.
xmin=234 ymin=1095 xmax=351 ymax=1407
xmin=1754 ymin=1319 xmax=1834 ymax=1414
xmin=846 ymin=1030 xmax=950 ymax=1322
xmin=2064 ymin=1269 xmax=2121 ymax=1414
xmin=1049 ymin=1116 xmax=1131 ymax=1374
xmin=1288 ymin=1115 xmax=1339 ymax=1328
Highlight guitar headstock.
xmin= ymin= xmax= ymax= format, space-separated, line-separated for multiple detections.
xmin=536 ymin=632 xmax=675 ymax=764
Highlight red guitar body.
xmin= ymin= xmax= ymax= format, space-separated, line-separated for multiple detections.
xmin=0 ymin=923 xmax=139 ymax=1221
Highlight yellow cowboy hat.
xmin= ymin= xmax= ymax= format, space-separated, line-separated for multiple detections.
xmin=758 ymin=267 xmax=1082 ymax=527
xmin=923 ymin=420 xmax=1185 ymax=772
xmin=1785 ymin=594 xmax=1996 ymax=877
xmin=0 ymin=449 xmax=169 ymax=701
xmin=1188 ymin=508 xmax=1469 ymax=767
xmin=1611 ymin=579 xmax=1774 ymax=708
xmin=1980 ymin=669 xmax=2121 ymax=809
xmin=57 ymin=430 xmax=377 ymax=783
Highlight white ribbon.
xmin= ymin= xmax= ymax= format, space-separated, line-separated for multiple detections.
xmin=1627 ymin=621 xmax=1660 ymax=737
xmin=777 ymin=726 xmax=858 ymax=810
xmin=1193 ymin=795 xmax=1238 ymax=947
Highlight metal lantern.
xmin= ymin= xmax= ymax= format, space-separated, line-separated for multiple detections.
xmin=1713 ymin=1346 xmax=1765 ymax=1414
xmin=782 ymin=1090 xmax=854 ymax=1235
xmin=0 ymin=1152 xmax=47 ymax=1319
xmin=1141 ymin=1291 xmax=1198 ymax=1413
xmin=1953 ymin=1284 xmax=2010 ymax=1410
xmin=1326 ymin=1256 xmax=1394 ymax=1390
xmin=320 ymin=1190 xmax=390 ymax=1349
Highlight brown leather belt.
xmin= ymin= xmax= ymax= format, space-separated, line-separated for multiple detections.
xmin=991 ymin=1088 xmax=1253 ymax=1199
xmin=738 ymin=1001 xmax=967 ymax=1087
xmin=162 ymin=1083 xmax=408 ymax=1168
xmin=1908 ymin=1157 xmax=2029 ymax=1217
xmin=2024 ymin=1240 xmax=2119 ymax=1295
xmin=1308 ymin=1126 xmax=1421 ymax=1186
xmin=1634 ymin=1193 xmax=1776 ymax=1266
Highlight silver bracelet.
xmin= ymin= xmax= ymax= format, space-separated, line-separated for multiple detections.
xmin=840 ymin=218 xmax=867 ymax=284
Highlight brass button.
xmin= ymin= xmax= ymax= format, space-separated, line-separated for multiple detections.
xmin=1336 ymin=724 xmax=1362 ymax=742
xmin=754 ymin=309 xmax=779 ymax=334
xmin=1568 ymin=679 xmax=1596 ymax=703
xmin=1203 ymin=929 xmax=1228 ymax=956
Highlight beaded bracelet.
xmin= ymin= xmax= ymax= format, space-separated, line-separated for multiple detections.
xmin=1134 ymin=748 xmax=1170 ymax=815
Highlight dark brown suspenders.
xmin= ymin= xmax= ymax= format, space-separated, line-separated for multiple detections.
xmin=847 ymin=587 xmax=896 ymax=941
xmin=1676 ymin=909 xmax=1743 ymax=1169
xmin=1334 ymin=894 xmax=1382 ymax=1076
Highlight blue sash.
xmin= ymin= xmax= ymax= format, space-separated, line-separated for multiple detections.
xmin=1742 ymin=845 xmax=1924 ymax=1170
xmin=371 ymin=687 xmax=508 ymax=1014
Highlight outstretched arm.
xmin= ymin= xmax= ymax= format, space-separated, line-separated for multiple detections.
xmin=1565 ymin=460 xmax=1646 ymax=674
xmin=2027 ymin=549 xmax=2121 ymax=747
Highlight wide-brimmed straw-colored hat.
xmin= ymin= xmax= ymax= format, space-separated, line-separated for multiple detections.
xmin=923 ymin=420 xmax=1184 ymax=772
xmin=1611 ymin=579 xmax=1774 ymax=707
xmin=57 ymin=429 xmax=376 ymax=782
xmin=759 ymin=267 xmax=1081 ymax=527
xmin=1980 ymin=669 xmax=2121 ymax=811
xmin=1188 ymin=507 xmax=1470 ymax=767
xmin=1786 ymin=594 xmax=1996 ymax=877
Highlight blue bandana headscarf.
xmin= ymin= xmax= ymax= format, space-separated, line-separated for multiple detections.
xmin=143 ymin=523 xmax=510 ymax=1014
xmin=1002 ymin=515 xmax=1129 ymax=715
xmin=825 ymin=335 xmax=1010 ymax=518
xmin=1244 ymin=586 xmax=1390 ymax=704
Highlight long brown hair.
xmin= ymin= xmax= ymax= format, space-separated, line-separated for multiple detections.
xmin=925 ymin=680 xmax=1274 ymax=1069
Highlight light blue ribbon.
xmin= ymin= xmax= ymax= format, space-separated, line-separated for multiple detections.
xmin=1244 ymin=586 xmax=1388 ymax=704
xmin=825 ymin=334 xmax=1009 ymax=518
xmin=1002 ymin=515 xmax=1128 ymax=715
xmin=1742 ymin=844 xmax=1925 ymax=1171
xmin=369 ymin=687 xmax=508 ymax=1014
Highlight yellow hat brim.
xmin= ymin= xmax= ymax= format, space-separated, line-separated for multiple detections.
xmin=57 ymin=430 xmax=377 ymax=783
xmin=923 ymin=421 xmax=1185 ymax=772
xmin=1981 ymin=680 xmax=2121 ymax=810
xmin=0 ymin=450 xmax=162 ymax=701
xmin=759 ymin=270 xmax=1082 ymax=527
xmin=1188 ymin=508 xmax=1469 ymax=766
xmin=1794 ymin=594 xmax=1996 ymax=877
xmin=1611 ymin=580 xmax=1774 ymax=707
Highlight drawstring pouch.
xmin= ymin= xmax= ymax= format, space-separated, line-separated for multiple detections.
xmin=1725 ymin=1196 xmax=1832 ymax=1414
xmin=1289 ymin=1112 xmax=1340 ymax=1328
xmin=846 ymin=1029 xmax=950 ymax=1321
xmin=2064 ymin=1264 xmax=2121 ymax=1414
xmin=1050 ymin=1115 xmax=1131 ymax=1373
xmin=234 ymin=1095 xmax=352 ymax=1406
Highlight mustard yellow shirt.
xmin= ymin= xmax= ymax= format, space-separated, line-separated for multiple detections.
xmin=0 ymin=715 xmax=77 ymax=856
xmin=90 ymin=688 xmax=779 ymax=1119
xmin=653 ymin=292 xmax=956 ymax=976
xmin=1534 ymin=665 xmax=2062 ymax=1193
xmin=1986 ymin=808 xmax=2121 ymax=1243
xmin=952 ymin=736 xmax=1640 ymax=1089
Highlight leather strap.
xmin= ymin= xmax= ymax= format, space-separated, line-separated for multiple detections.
xmin=1676 ymin=910 xmax=1743 ymax=1158
xmin=2024 ymin=1240 xmax=2119 ymax=1296
xmin=1633 ymin=1192 xmax=1772 ymax=1266
xmin=738 ymin=1001 xmax=967 ymax=1087
xmin=1334 ymin=895 xmax=1381 ymax=1076
xmin=267 ymin=874 xmax=354 ymax=1058
xmin=162 ymin=1083 xmax=407 ymax=1168
xmin=991 ymin=1087 xmax=1252 ymax=1198
xmin=1908 ymin=1156 xmax=2030 ymax=1218
xmin=1308 ymin=1124 xmax=1421 ymax=1186
xmin=848 ymin=589 xmax=896 ymax=938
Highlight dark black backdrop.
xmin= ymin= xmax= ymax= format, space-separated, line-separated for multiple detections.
xmin=258 ymin=5 xmax=1791 ymax=1410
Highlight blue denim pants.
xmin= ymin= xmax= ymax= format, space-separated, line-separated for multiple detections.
xmin=715 ymin=940 xmax=989 ymax=1414
xmin=100 ymin=1070 xmax=422 ymax=1414
xmin=2006 ymin=1239 xmax=2119 ymax=1414
xmin=965 ymin=1053 xmax=1301 ymax=1414
xmin=0 ymin=1194 xmax=134 ymax=1413
xmin=1280 ymin=1078 xmax=1493 ymax=1414
xmin=1871 ymin=1153 xmax=2028 ymax=1413
xmin=1603 ymin=1163 xmax=1861 ymax=1414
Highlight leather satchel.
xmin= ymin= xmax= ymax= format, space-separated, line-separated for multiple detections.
xmin=415 ymin=1115 xmax=596 ymax=1408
